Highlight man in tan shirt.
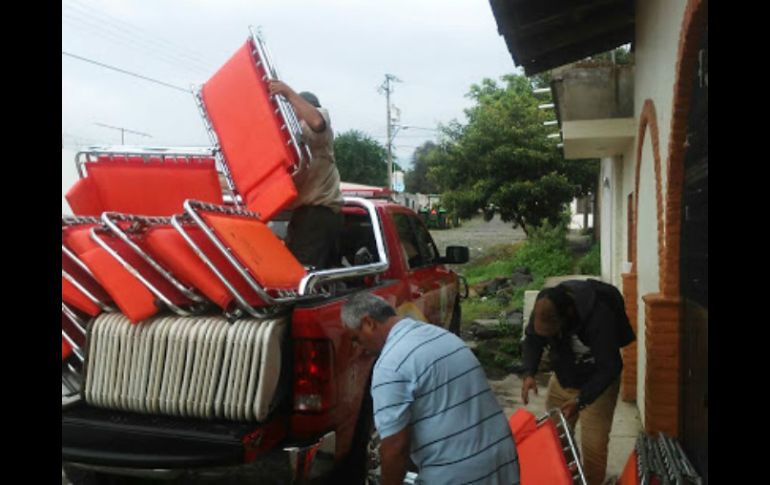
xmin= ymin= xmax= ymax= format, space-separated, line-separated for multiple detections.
xmin=268 ymin=80 xmax=344 ymax=270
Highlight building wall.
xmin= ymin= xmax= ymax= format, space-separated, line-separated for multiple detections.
xmin=612 ymin=153 xmax=628 ymax=287
xmin=600 ymin=153 xmax=629 ymax=289
xmin=634 ymin=0 xmax=688 ymax=207
xmin=600 ymin=157 xmax=613 ymax=282
xmin=600 ymin=0 xmax=689 ymax=424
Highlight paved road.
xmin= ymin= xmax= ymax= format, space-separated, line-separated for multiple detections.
xmin=429 ymin=214 xmax=526 ymax=262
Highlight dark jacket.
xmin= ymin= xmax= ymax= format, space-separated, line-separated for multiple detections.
xmin=522 ymin=279 xmax=635 ymax=406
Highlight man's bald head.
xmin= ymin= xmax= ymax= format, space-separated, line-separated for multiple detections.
xmin=533 ymin=297 xmax=563 ymax=337
xmin=533 ymin=286 xmax=574 ymax=338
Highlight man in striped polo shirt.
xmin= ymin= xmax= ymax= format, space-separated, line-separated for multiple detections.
xmin=341 ymin=293 xmax=520 ymax=485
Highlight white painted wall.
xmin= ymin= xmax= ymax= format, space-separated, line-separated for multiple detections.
xmin=595 ymin=0 xmax=689 ymax=421
xmin=626 ymin=0 xmax=687 ymax=423
xmin=600 ymin=157 xmax=614 ymax=283
xmin=612 ymin=153 xmax=627 ymax=288
xmin=634 ymin=0 xmax=688 ymax=207
xmin=635 ymin=132 xmax=662 ymax=422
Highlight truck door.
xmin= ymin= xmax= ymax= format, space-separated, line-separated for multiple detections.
xmin=391 ymin=211 xmax=455 ymax=327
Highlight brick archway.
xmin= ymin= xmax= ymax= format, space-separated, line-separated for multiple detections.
xmin=663 ymin=0 xmax=708 ymax=299
xmin=636 ymin=0 xmax=708 ymax=437
xmin=631 ymin=100 xmax=666 ymax=277
xmin=620 ymin=99 xmax=663 ymax=403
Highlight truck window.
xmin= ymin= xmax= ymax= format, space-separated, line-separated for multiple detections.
xmin=393 ymin=213 xmax=423 ymax=269
xmin=340 ymin=212 xmax=380 ymax=265
xmin=411 ymin=215 xmax=439 ymax=266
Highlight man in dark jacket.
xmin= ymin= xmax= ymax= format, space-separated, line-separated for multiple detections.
xmin=520 ymin=279 xmax=635 ymax=485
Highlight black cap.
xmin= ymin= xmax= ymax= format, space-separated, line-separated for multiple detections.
xmin=299 ymin=91 xmax=321 ymax=108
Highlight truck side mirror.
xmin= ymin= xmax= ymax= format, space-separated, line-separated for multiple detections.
xmin=442 ymin=246 xmax=469 ymax=264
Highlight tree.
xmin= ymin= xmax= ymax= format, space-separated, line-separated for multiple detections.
xmin=433 ymin=74 xmax=599 ymax=235
xmin=333 ymin=130 xmax=388 ymax=186
xmin=404 ymin=141 xmax=442 ymax=194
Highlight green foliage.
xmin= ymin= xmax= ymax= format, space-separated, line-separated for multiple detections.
xmin=333 ymin=130 xmax=388 ymax=186
xmin=405 ymin=141 xmax=442 ymax=194
xmin=461 ymin=244 xmax=524 ymax=286
xmin=577 ymin=243 xmax=601 ymax=275
xmin=431 ymin=74 xmax=599 ymax=235
xmin=464 ymin=260 xmax=519 ymax=286
xmin=511 ymin=222 xmax=573 ymax=279
xmin=460 ymin=222 xmax=573 ymax=312
xmin=462 ymin=298 xmax=506 ymax=323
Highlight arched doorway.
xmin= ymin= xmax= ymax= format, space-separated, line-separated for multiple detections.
xmin=679 ymin=23 xmax=708 ymax=482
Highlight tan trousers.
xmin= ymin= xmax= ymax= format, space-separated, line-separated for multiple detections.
xmin=545 ymin=374 xmax=620 ymax=485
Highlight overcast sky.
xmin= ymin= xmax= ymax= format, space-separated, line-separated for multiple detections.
xmin=62 ymin=0 xmax=521 ymax=207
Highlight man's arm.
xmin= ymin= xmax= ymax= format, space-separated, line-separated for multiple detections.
xmin=267 ymin=80 xmax=326 ymax=132
xmin=372 ymin=366 xmax=414 ymax=484
xmin=520 ymin=315 xmax=547 ymax=405
xmin=521 ymin=313 xmax=547 ymax=377
xmin=380 ymin=425 xmax=411 ymax=485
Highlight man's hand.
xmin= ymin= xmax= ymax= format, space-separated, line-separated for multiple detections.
xmin=560 ymin=399 xmax=579 ymax=419
xmin=267 ymin=80 xmax=326 ymax=132
xmin=521 ymin=376 xmax=538 ymax=405
xmin=268 ymin=80 xmax=293 ymax=98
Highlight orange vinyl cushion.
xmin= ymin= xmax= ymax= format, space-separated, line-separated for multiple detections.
xmin=62 ymin=337 xmax=72 ymax=361
xmin=62 ymin=249 xmax=113 ymax=310
xmin=65 ymin=157 xmax=223 ymax=216
xmin=201 ymin=41 xmax=298 ymax=221
xmin=508 ymin=409 xmax=574 ymax=485
xmin=65 ymin=177 xmax=104 ymax=216
xmin=62 ymin=276 xmax=101 ymax=316
xmin=618 ymin=450 xmax=639 ymax=485
xmin=143 ymin=225 xmax=235 ymax=310
xmin=201 ymin=212 xmax=306 ymax=290
xmin=507 ymin=408 xmax=539 ymax=446
xmin=78 ymin=242 xmax=159 ymax=323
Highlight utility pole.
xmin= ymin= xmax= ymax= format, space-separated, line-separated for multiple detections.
xmin=94 ymin=122 xmax=152 ymax=145
xmin=378 ymin=74 xmax=401 ymax=190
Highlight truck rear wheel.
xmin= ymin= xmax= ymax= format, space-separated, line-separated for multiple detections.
xmin=328 ymin=395 xmax=379 ymax=485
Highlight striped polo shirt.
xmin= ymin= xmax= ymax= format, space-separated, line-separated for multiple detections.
xmin=372 ymin=318 xmax=520 ymax=485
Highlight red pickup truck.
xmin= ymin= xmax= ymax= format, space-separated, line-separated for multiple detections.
xmin=61 ymin=30 xmax=471 ymax=484
xmin=62 ymin=195 xmax=469 ymax=484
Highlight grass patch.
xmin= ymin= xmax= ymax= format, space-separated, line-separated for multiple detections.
xmin=462 ymin=243 xmax=525 ymax=286
xmin=576 ymin=243 xmax=601 ymax=275
xmin=462 ymin=298 xmax=506 ymax=322
xmin=461 ymin=222 xmax=582 ymax=378
xmin=460 ymin=222 xmax=574 ymax=313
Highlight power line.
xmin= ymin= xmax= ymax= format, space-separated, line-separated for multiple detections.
xmin=69 ymin=0 xmax=220 ymax=63
xmin=62 ymin=51 xmax=191 ymax=93
xmin=64 ymin=0 xmax=217 ymax=71
xmin=62 ymin=9 xmax=210 ymax=76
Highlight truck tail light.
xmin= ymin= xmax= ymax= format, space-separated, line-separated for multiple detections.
xmin=293 ymin=339 xmax=334 ymax=412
